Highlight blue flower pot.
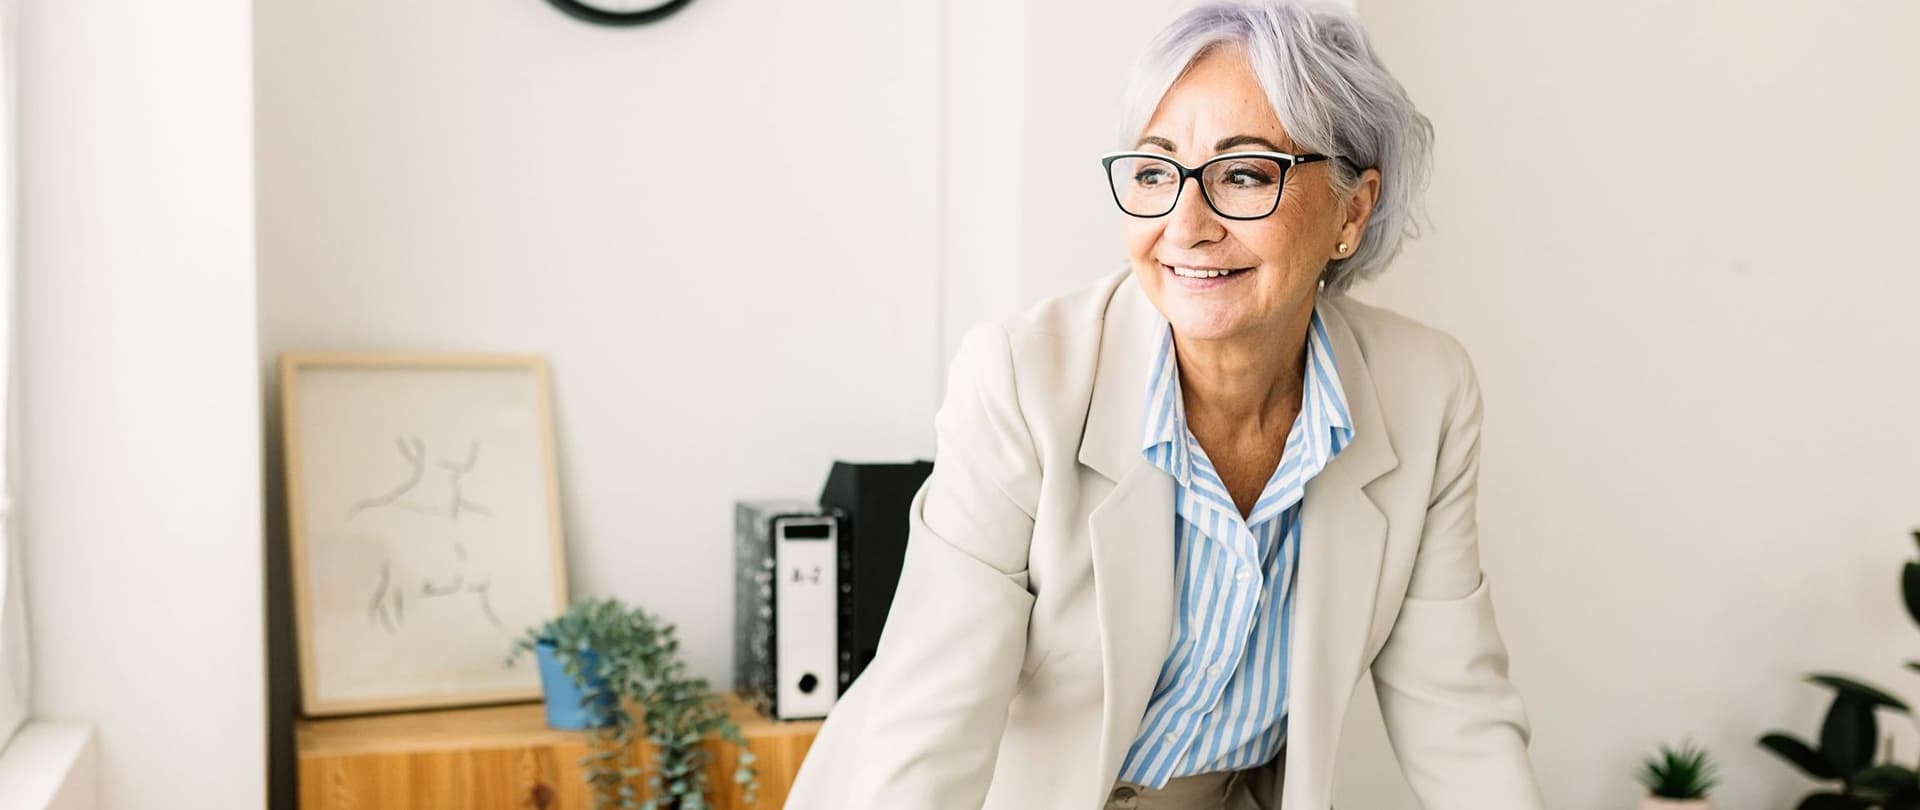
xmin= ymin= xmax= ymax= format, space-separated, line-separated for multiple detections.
xmin=534 ymin=640 xmax=617 ymax=730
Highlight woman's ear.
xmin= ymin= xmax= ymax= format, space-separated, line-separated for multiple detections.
xmin=1339 ymin=167 xmax=1384 ymax=250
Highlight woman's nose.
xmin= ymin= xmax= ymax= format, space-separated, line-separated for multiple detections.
xmin=1162 ymin=176 xmax=1225 ymax=245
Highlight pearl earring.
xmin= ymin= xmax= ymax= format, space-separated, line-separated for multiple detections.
xmin=1337 ymin=241 xmax=1350 ymax=254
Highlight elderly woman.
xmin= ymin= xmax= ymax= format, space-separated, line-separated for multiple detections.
xmin=786 ymin=2 xmax=1544 ymax=809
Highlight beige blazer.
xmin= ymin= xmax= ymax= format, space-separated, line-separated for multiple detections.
xmin=784 ymin=269 xmax=1545 ymax=810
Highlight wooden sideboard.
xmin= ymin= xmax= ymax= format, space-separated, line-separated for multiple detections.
xmin=297 ymin=694 xmax=821 ymax=809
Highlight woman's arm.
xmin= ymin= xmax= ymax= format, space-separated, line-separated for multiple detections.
xmin=836 ymin=322 xmax=1042 ymax=809
xmin=1369 ymin=336 xmax=1546 ymax=809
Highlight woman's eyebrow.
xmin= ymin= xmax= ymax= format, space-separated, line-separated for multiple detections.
xmin=1213 ymin=134 xmax=1283 ymax=152
xmin=1133 ymin=134 xmax=1288 ymax=153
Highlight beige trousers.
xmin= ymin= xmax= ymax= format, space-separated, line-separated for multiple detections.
xmin=1102 ymin=767 xmax=1268 ymax=810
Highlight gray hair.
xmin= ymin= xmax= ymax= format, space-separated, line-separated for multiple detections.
xmin=1117 ymin=0 xmax=1433 ymax=296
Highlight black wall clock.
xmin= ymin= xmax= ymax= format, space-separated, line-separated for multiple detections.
xmin=545 ymin=0 xmax=697 ymax=26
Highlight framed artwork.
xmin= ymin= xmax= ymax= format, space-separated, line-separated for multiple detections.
xmin=280 ymin=352 xmax=569 ymax=716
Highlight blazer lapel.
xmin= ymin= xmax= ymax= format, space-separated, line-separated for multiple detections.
xmin=1086 ymin=459 xmax=1176 ymax=788
xmin=1275 ymin=295 xmax=1398 ymax=810
xmin=1077 ymin=271 xmax=1178 ymax=788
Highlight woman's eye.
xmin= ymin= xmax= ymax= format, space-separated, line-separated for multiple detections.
xmin=1225 ymin=168 xmax=1275 ymax=187
xmin=1134 ymin=169 xmax=1171 ymax=186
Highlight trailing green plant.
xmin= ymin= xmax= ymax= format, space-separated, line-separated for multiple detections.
xmin=1757 ymin=529 xmax=1920 ymax=810
xmin=513 ymin=596 xmax=758 ymax=810
xmin=1640 ymin=739 xmax=1718 ymax=799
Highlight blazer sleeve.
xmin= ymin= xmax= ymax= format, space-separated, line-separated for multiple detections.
xmin=1368 ymin=335 xmax=1547 ymax=810
xmin=833 ymin=321 xmax=1041 ymax=809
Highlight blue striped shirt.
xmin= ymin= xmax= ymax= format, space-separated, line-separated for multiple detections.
xmin=1117 ymin=307 xmax=1354 ymax=786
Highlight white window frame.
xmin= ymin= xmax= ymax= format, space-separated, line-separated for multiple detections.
xmin=0 ymin=0 xmax=29 ymax=748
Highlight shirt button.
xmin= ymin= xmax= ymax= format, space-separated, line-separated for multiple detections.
xmin=1163 ymin=733 xmax=1177 ymax=744
xmin=1235 ymin=569 xmax=1251 ymax=582
xmin=1208 ymin=664 xmax=1224 ymax=678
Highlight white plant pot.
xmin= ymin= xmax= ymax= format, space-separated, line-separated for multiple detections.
xmin=1642 ymin=798 xmax=1710 ymax=810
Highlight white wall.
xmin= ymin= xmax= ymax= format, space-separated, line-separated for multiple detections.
xmin=1337 ymin=1 xmax=1920 ymax=808
xmin=939 ymin=0 xmax=1025 ymax=362
xmin=255 ymin=0 xmax=944 ymax=687
xmin=17 ymin=2 xmax=263 ymax=810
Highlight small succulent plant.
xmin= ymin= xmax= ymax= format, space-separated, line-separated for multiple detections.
xmin=1640 ymin=739 xmax=1718 ymax=800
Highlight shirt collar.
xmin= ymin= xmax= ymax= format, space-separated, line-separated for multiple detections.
xmin=1139 ymin=307 xmax=1355 ymax=487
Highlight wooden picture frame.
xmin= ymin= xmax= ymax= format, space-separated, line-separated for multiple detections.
xmin=280 ymin=352 xmax=570 ymax=716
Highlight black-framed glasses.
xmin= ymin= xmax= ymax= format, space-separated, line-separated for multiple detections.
xmin=1100 ymin=150 xmax=1333 ymax=220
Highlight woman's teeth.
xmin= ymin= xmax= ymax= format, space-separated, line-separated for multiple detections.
xmin=1170 ymin=265 xmax=1245 ymax=279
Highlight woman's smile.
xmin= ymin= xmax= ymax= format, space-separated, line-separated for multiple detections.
xmin=1163 ymin=262 xmax=1256 ymax=291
